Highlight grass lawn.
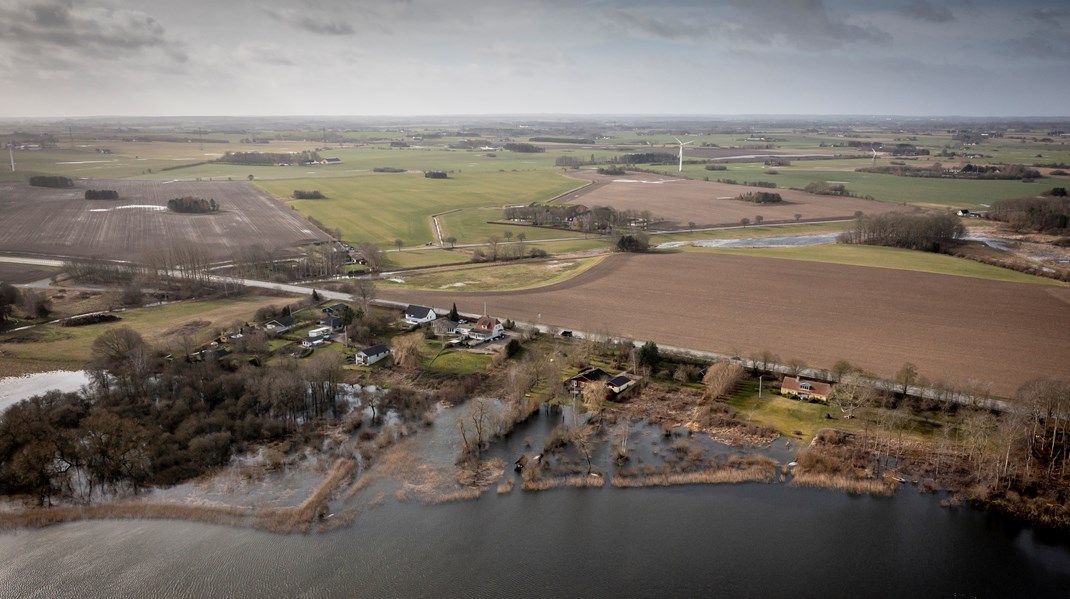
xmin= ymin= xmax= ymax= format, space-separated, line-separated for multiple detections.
xmin=420 ymin=339 xmax=491 ymax=374
xmin=437 ymin=207 xmax=585 ymax=245
xmin=379 ymin=256 xmax=605 ymax=292
xmin=0 ymin=295 xmax=288 ymax=376
xmin=255 ymin=170 xmax=584 ymax=247
xmin=683 ymin=244 xmax=1061 ymax=285
xmin=382 ymin=249 xmax=473 ymax=270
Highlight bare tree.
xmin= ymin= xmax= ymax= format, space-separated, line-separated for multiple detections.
xmin=702 ymin=361 xmax=744 ymax=401
xmin=829 ymin=373 xmax=875 ymax=419
xmin=895 ymin=362 xmax=918 ymax=396
xmin=353 ymin=278 xmax=377 ymax=314
xmin=391 ymin=333 xmax=423 ymax=370
xmin=359 ymin=242 xmax=384 ymax=272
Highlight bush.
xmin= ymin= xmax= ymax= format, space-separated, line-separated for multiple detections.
xmin=61 ymin=313 xmax=122 ymax=327
xmin=372 ymin=167 xmax=406 ymax=173
xmin=167 ymin=196 xmax=218 ymax=213
xmin=292 ymin=190 xmax=326 ymax=199
xmin=424 ymin=171 xmax=448 ymax=179
xmin=704 ymin=164 xmax=727 ymax=171
xmin=736 ymin=191 xmax=783 ymax=204
xmin=597 ymin=166 xmax=626 ymax=175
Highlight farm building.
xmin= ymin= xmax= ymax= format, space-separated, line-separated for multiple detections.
xmin=355 ymin=344 xmax=391 ymax=366
xmin=780 ymin=376 xmax=832 ymax=402
xmin=470 ymin=316 xmax=504 ymax=341
xmin=264 ymin=315 xmax=296 ymax=334
xmin=607 ymin=374 xmax=636 ymax=396
xmin=404 ymin=304 xmax=438 ymax=325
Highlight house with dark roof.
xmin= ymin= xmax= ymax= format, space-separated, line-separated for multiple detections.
xmin=320 ymin=315 xmax=344 ymax=331
xmin=780 ymin=376 xmax=832 ymax=402
xmin=264 ymin=315 xmax=296 ymax=334
xmin=323 ymin=303 xmax=349 ymax=315
xmin=568 ymin=367 xmax=610 ymax=390
xmin=355 ymin=344 xmax=391 ymax=366
xmin=404 ymin=304 xmax=437 ymax=325
xmin=607 ymin=374 xmax=636 ymax=395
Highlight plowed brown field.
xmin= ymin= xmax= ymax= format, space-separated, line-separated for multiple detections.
xmin=381 ymin=252 xmax=1070 ymax=397
xmin=0 ymin=180 xmax=329 ymax=262
xmin=561 ymin=171 xmax=903 ymax=228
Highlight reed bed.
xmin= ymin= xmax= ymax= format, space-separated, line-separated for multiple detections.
xmin=611 ymin=465 xmax=776 ymax=488
xmin=521 ymin=474 xmax=605 ymax=492
xmin=790 ymin=472 xmax=898 ymax=496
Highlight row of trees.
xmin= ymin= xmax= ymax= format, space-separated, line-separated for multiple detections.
xmin=29 ymin=176 xmax=73 ymax=188
xmin=84 ymin=189 xmax=119 ymax=200
xmin=216 ymin=151 xmax=320 ymax=165
xmin=736 ymin=191 xmax=783 ymax=204
xmin=838 ymin=212 xmax=965 ymax=252
xmin=167 ymin=197 xmax=219 ymax=213
xmin=858 ymin=163 xmax=1041 ymax=181
xmin=291 ymin=190 xmax=326 ymax=199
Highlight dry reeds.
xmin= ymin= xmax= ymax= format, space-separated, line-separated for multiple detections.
xmin=497 ymin=478 xmax=515 ymax=495
xmin=790 ymin=472 xmax=898 ymax=496
xmin=521 ymin=474 xmax=605 ymax=492
xmin=611 ymin=464 xmax=776 ymax=488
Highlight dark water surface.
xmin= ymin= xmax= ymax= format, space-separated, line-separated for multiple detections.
xmin=1 ymin=481 xmax=1068 ymax=598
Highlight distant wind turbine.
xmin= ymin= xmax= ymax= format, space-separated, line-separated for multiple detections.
xmin=8 ymin=144 xmax=14 ymax=172
xmin=871 ymin=147 xmax=878 ymax=166
xmin=673 ymin=137 xmax=694 ymax=172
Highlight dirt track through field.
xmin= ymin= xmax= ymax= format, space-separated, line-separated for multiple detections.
xmin=381 ymin=252 xmax=1070 ymax=397
xmin=0 ymin=180 xmax=330 ymax=262
xmin=559 ymin=171 xmax=902 ymax=229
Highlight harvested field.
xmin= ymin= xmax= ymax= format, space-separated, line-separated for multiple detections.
xmin=0 ymin=180 xmax=329 ymax=262
xmin=560 ymin=171 xmax=902 ymax=229
xmin=0 ymin=263 xmax=57 ymax=285
xmin=380 ymin=252 xmax=1070 ymax=397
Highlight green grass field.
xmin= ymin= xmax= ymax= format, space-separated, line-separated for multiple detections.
xmin=0 ymin=296 xmax=287 ymax=376
xmin=684 ymin=244 xmax=1061 ymax=285
xmin=379 ymin=256 xmax=605 ymax=292
xmin=255 ymin=170 xmax=584 ymax=247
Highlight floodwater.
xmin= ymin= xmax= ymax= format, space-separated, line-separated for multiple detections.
xmin=0 ymin=371 xmax=91 ymax=412
xmin=657 ymin=233 xmax=839 ymax=249
xmin=0 ymin=406 xmax=1068 ymax=597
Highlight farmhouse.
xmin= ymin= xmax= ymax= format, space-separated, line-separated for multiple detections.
xmin=469 ymin=316 xmax=504 ymax=341
xmin=264 ymin=315 xmax=296 ymax=334
xmin=568 ymin=367 xmax=610 ymax=390
xmin=355 ymin=344 xmax=391 ymax=366
xmin=404 ymin=304 xmax=438 ymax=325
xmin=780 ymin=376 xmax=832 ymax=402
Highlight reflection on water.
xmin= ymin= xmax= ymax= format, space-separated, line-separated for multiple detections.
xmin=657 ymin=233 xmax=840 ymax=249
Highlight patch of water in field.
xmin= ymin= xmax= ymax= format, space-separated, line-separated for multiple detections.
xmin=0 ymin=370 xmax=91 ymax=412
xmin=658 ymin=233 xmax=839 ymax=249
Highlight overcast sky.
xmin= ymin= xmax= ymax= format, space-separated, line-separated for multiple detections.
xmin=2 ymin=0 xmax=1068 ymax=118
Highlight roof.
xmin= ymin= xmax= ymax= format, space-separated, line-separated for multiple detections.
xmin=325 ymin=303 xmax=348 ymax=313
xmin=570 ymin=367 xmax=608 ymax=383
xmin=474 ymin=315 xmax=500 ymax=332
xmin=781 ymin=376 xmax=832 ymax=396
xmin=358 ymin=344 xmax=390 ymax=356
xmin=268 ymin=315 xmax=296 ymax=327
xmin=607 ymin=375 xmax=633 ymax=388
xmin=404 ymin=305 xmax=435 ymax=319
xmin=322 ymin=316 xmax=343 ymax=328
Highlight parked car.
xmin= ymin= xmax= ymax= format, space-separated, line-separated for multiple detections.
xmin=560 ymin=330 xmax=573 ymax=337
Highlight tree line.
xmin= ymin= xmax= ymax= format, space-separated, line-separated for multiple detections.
xmin=292 ymin=190 xmax=326 ymax=199
xmin=216 ymin=151 xmax=321 ymax=166
xmin=988 ymin=193 xmax=1070 ymax=233
xmin=858 ymin=163 xmax=1042 ymax=181
xmin=0 ymin=282 xmax=51 ymax=323
xmin=838 ymin=212 xmax=965 ymax=252
xmin=503 ymin=143 xmax=544 ymax=153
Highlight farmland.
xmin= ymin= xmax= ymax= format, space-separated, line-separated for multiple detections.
xmin=0 ymin=180 xmax=329 ymax=262
xmin=561 ymin=171 xmax=903 ymax=229
xmin=256 ymin=170 xmax=584 ymax=247
xmin=379 ymin=251 xmax=1070 ymax=398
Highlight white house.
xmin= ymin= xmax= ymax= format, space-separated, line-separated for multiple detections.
xmin=469 ymin=316 xmax=504 ymax=341
xmin=403 ymin=304 xmax=437 ymax=325
xmin=355 ymin=344 xmax=391 ymax=366
xmin=308 ymin=326 xmax=332 ymax=339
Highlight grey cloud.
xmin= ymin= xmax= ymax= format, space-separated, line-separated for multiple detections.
xmin=1025 ymin=8 xmax=1068 ymax=24
xmin=262 ymin=7 xmax=358 ymax=36
xmin=727 ymin=0 xmax=891 ymax=47
xmin=1004 ymin=32 xmax=1070 ymax=59
xmin=901 ymin=0 xmax=955 ymax=23
xmin=605 ymin=10 xmax=717 ymax=40
xmin=0 ymin=1 xmax=180 ymax=59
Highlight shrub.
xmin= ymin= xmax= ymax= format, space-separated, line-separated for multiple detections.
xmin=84 ymin=189 xmax=119 ymax=200
xmin=29 ymin=176 xmax=73 ymax=188
xmin=167 ymin=196 xmax=218 ymax=213
xmin=372 ymin=167 xmax=406 ymax=173
xmin=292 ymin=190 xmax=326 ymax=199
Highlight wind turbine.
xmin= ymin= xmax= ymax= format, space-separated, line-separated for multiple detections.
xmin=8 ymin=144 xmax=14 ymax=172
xmin=871 ymin=147 xmax=878 ymax=166
xmin=673 ymin=137 xmax=694 ymax=172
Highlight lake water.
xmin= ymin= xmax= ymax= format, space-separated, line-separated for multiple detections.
xmin=657 ymin=233 xmax=839 ymax=249
xmin=0 ymin=371 xmax=91 ymax=412
xmin=1 ymin=484 xmax=1067 ymax=598
xmin=1 ymin=391 xmax=1067 ymax=597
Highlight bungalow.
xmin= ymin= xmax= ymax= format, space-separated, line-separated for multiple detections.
xmin=403 ymin=304 xmax=438 ymax=325
xmin=264 ymin=315 xmax=296 ymax=334
xmin=355 ymin=344 xmax=391 ymax=366
xmin=469 ymin=316 xmax=504 ymax=341
xmin=322 ymin=303 xmax=349 ymax=315
xmin=780 ymin=376 xmax=832 ymax=402
xmin=607 ymin=374 xmax=636 ymax=395
xmin=302 ymin=337 xmax=327 ymax=348
xmin=433 ymin=319 xmax=459 ymax=337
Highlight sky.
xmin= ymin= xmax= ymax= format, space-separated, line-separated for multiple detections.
xmin=1 ymin=0 xmax=1068 ymax=118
